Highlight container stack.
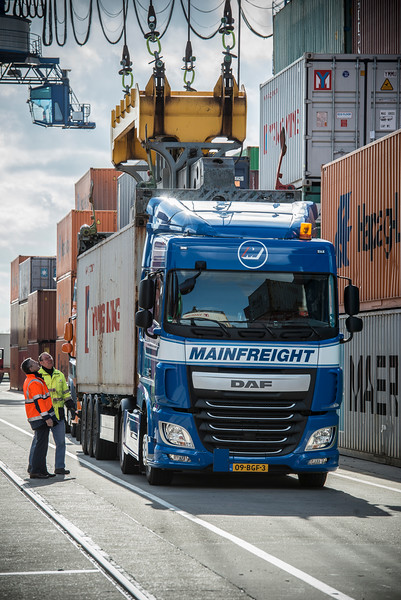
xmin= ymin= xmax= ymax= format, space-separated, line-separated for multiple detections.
xmin=260 ymin=0 xmax=401 ymax=204
xmin=55 ymin=209 xmax=117 ymax=375
xmin=10 ymin=256 xmax=56 ymax=390
xmin=321 ymin=129 xmax=401 ymax=466
xmin=75 ymin=168 xmax=121 ymax=211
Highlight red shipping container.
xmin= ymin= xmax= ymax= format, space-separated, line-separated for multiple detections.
xmin=10 ymin=346 xmax=19 ymax=390
xmin=28 ymin=341 xmax=56 ymax=363
xmin=17 ymin=348 xmax=30 ymax=391
xmin=56 ymin=338 xmax=69 ymax=378
xmin=28 ymin=290 xmax=56 ymax=343
xmin=57 ymin=209 xmax=117 ymax=279
xmin=10 ymin=301 xmax=19 ymax=347
xmin=56 ymin=273 xmax=75 ymax=338
xmin=75 ymin=168 xmax=122 ymax=211
xmin=10 ymin=256 xmax=29 ymax=302
xmin=321 ymin=129 xmax=401 ymax=311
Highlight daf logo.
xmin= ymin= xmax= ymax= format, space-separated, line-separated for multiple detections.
xmin=231 ymin=379 xmax=273 ymax=389
xmin=238 ymin=240 xmax=268 ymax=269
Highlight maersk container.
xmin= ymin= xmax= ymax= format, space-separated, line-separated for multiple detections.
xmin=339 ymin=309 xmax=401 ymax=466
xmin=321 ymin=129 xmax=401 ymax=311
xmin=18 ymin=256 xmax=56 ymax=302
xmin=260 ymin=53 xmax=401 ymax=191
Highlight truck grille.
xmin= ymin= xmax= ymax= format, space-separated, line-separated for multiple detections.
xmin=189 ymin=367 xmax=315 ymax=456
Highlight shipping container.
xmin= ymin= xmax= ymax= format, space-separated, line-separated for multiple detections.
xmin=27 ymin=289 xmax=56 ymax=343
xmin=321 ymin=129 xmax=401 ymax=310
xmin=19 ymin=256 xmax=56 ymax=302
xmin=117 ymin=173 xmax=137 ymax=230
xmin=9 ymin=346 xmax=19 ymax=390
xmin=339 ymin=309 xmax=401 ymax=466
xmin=10 ymin=300 xmax=19 ymax=347
xmin=28 ymin=341 xmax=56 ymax=364
xmin=272 ymin=0 xmax=400 ymax=74
xmin=18 ymin=301 xmax=28 ymax=348
xmin=234 ymin=157 xmax=250 ymax=189
xmin=75 ymin=168 xmax=122 ymax=211
xmin=55 ymin=338 xmax=69 ymax=377
xmin=260 ymin=54 xmax=401 ymax=191
xmin=249 ymin=170 xmax=259 ymax=190
xmin=56 ymin=210 xmax=117 ymax=279
xmin=10 ymin=255 xmax=29 ymax=302
xmin=56 ymin=273 xmax=75 ymax=338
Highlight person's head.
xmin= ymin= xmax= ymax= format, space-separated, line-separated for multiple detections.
xmin=21 ymin=357 xmax=40 ymax=374
xmin=38 ymin=353 xmax=54 ymax=368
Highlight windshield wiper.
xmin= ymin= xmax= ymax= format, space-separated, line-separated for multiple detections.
xmin=184 ymin=317 xmax=231 ymax=337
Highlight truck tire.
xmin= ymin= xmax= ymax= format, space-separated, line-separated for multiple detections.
xmin=141 ymin=421 xmax=173 ymax=486
xmin=92 ymin=397 xmax=116 ymax=460
xmin=298 ymin=472 xmax=327 ymax=488
xmin=81 ymin=395 xmax=89 ymax=455
xmin=119 ymin=416 xmax=140 ymax=474
xmin=87 ymin=397 xmax=95 ymax=457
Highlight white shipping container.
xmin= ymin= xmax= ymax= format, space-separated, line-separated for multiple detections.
xmin=76 ymin=223 xmax=143 ymax=395
xmin=260 ymin=53 xmax=401 ymax=189
xmin=339 ymin=309 xmax=401 ymax=466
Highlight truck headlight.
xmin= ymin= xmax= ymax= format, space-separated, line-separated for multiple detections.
xmin=160 ymin=422 xmax=195 ymax=449
xmin=305 ymin=427 xmax=336 ymax=450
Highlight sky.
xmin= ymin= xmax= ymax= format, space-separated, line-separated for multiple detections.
xmin=0 ymin=1 xmax=274 ymax=333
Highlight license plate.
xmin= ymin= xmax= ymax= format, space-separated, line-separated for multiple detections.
xmin=231 ymin=463 xmax=269 ymax=473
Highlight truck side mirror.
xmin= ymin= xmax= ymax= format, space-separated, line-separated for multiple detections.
xmin=135 ymin=309 xmax=153 ymax=330
xmin=344 ymin=284 xmax=360 ymax=316
xmin=345 ymin=316 xmax=363 ymax=334
xmin=139 ymin=278 xmax=155 ymax=309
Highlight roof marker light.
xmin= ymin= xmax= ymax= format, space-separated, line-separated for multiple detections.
xmin=299 ymin=222 xmax=312 ymax=240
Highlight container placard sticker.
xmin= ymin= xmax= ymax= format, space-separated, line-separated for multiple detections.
xmin=314 ymin=70 xmax=332 ymax=90
xmin=381 ymin=78 xmax=393 ymax=91
xmin=316 ymin=111 xmax=328 ymax=127
xmin=380 ymin=110 xmax=396 ymax=130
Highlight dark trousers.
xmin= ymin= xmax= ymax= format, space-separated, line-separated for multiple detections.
xmin=30 ymin=425 xmax=50 ymax=475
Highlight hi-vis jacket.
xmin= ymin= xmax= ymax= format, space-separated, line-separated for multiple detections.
xmin=39 ymin=367 xmax=72 ymax=420
xmin=23 ymin=374 xmax=56 ymax=430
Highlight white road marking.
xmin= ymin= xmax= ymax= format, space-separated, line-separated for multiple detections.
xmin=0 ymin=569 xmax=99 ymax=576
xmin=332 ymin=472 xmax=401 ymax=493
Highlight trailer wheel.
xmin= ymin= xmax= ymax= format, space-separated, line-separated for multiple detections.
xmin=87 ymin=397 xmax=95 ymax=457
xmin=119 ymin=416 xmax=140 ymax=474
xmin=141 ymin=422 xmax=173 ymax=486
xmin=93 ymin=398 xmax=116 ymax=460
xmin=298 ymin=472 xmax=327 ymax=488
xmin=81 ymin=395 xmax=89 ymax=455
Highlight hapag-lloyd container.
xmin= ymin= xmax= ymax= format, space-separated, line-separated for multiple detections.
xmin=260 ymin=53 xmax=401 ymax=190
xmin=339 ymin=310 xmax=401 ymax=465
xmin=321 ymin=129 xmax=401 ymax=311
xmin=57 ymin=210 xmax=117 ymax=278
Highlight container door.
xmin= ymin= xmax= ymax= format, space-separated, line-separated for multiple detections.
xmin=366 ymin=57 xmax=401 ymax=143
xmin=305 ymin=56 xmax=365 ymax=182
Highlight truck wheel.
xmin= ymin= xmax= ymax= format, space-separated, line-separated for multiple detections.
xmin=81 ymin=395 xmax=89 ymax=455
xmin=87 ymin=397 xmax=95 ymax=457
xmin=141 ymin=424 xmax=173 ymax=486
xmin=119 ymin=416 xmax=140 ymax=474
xmin=298 ymin=472 xmax=327 ymax=488
xmin=93 ymin=398 xmax=116 ymax=460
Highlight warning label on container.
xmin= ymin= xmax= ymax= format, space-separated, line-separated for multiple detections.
xmin=336 ymin=112 xmax=352 ymax=119
xmin=314 ymin=70 xmax=332 ymax=91
xmin=381 ymin=78 xmax=393 ymax=91
xmin=316 ymin=111 xmax=328 ymax=127
xmin=380 ymin=110 xmax=396 ymax=130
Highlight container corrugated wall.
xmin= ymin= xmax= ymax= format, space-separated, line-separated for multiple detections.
xmin=352 ymin=0 xmax=401 ymax=55
xmin=339 ymin=310 xmax=401 ymax=465
xmin=19 ymin=256 xmax=56 ymax=302
xmin=273 ymin=0 xmax=347 ymax=74
xmin=75 ymin=168 xmax=122 ymax=211
xmin=56 ymin=209 xmax=117 ymax=278
xmin=27 ymin=289 xmax=56 ymax=343
xmin=321 ymin=129 xmax=401 ymax=310
xmin=117 ymin=173 xmax=137 ymax=230
xmin=260 ymin=54 xmax=401 ymax=190
xmin=10 ymin=255 xmax=29 ymax=302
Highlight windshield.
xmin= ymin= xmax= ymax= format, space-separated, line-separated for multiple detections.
xmin=165 ymin=270 xmax=338 ymax=341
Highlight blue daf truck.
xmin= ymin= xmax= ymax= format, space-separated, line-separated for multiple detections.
xmin=63 ymin=159 xmax=362 ymax=487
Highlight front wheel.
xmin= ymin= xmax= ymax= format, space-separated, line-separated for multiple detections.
xmin=298 ymin=472 xmax=327 ymax=488
xmin=141 ymin=423 xmax=173 ymax=486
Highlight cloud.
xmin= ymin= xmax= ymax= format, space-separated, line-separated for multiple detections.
xmin=0 ymin=3 xmax=273 ymax=333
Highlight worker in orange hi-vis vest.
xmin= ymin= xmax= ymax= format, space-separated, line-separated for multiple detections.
xmin=21 ymin=357 xmax=58 ymax=479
